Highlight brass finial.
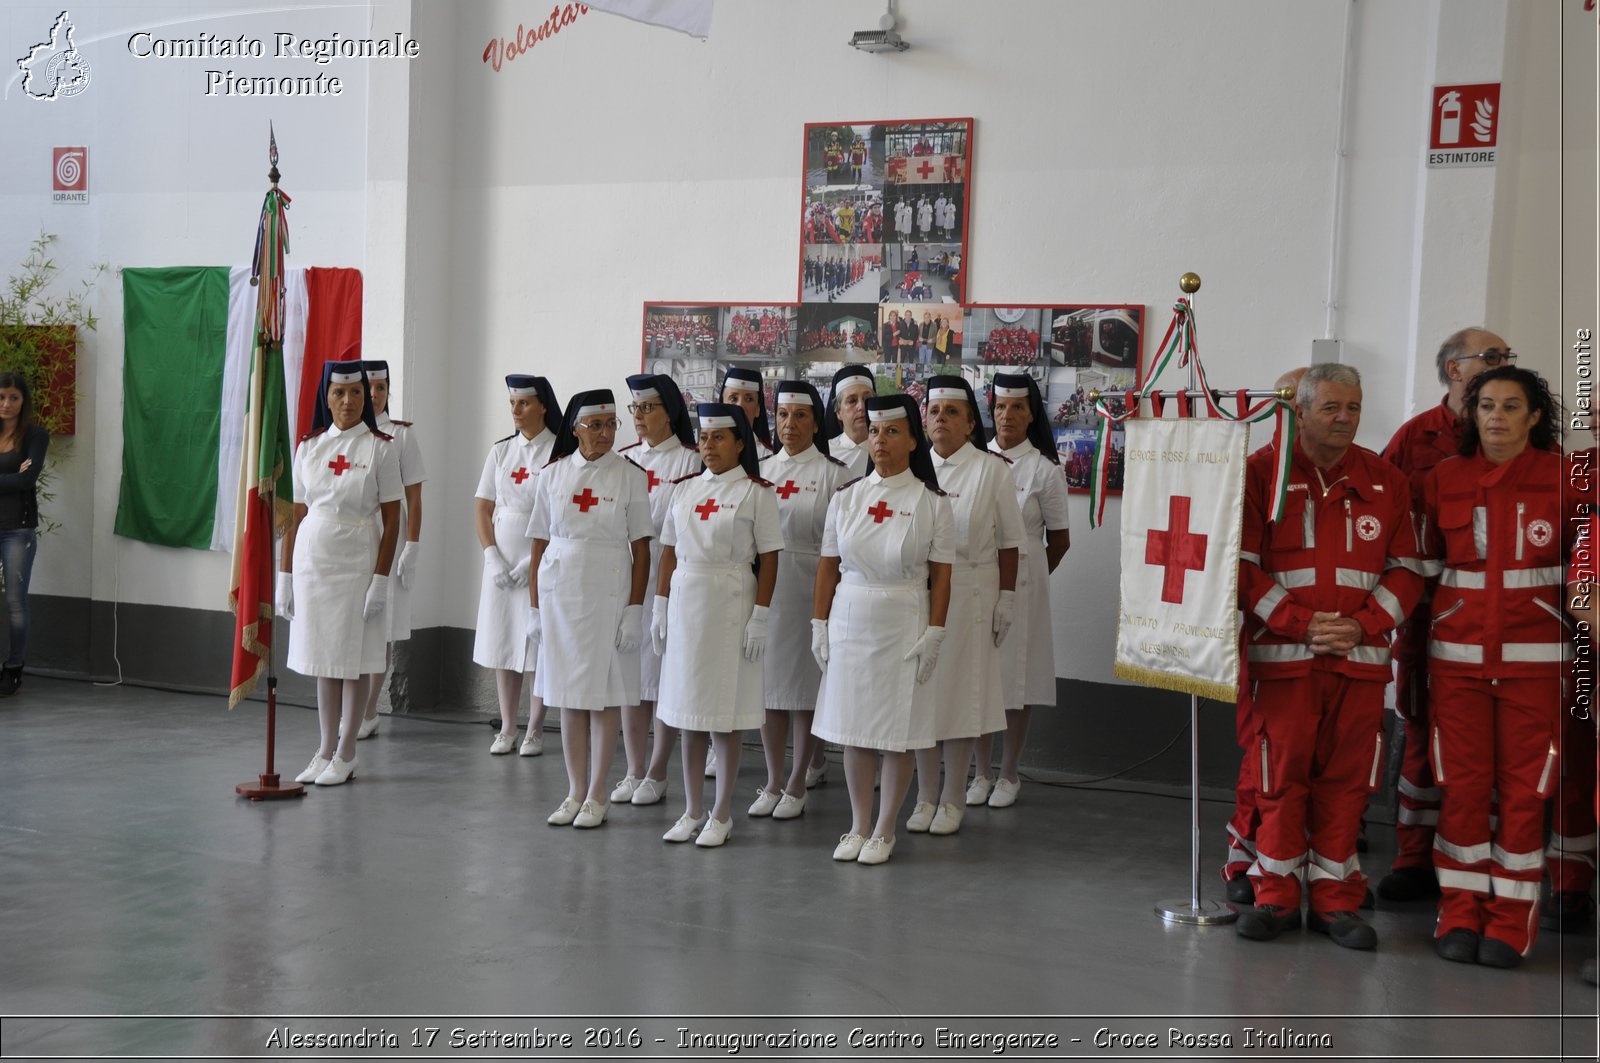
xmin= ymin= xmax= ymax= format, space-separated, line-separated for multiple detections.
xmin=1178 ymin=272 xmax=1201 ymax=294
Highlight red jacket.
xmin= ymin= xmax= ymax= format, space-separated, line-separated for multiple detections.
xmin=1383 ymin=399 xmax=1464 ymax=665
xmin=1240 ymin=441 xmax=1425 ymax=680
xmin=1422 ymin=447 xmax=1571 ymax=677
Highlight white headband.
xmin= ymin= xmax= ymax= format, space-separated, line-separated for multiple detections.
xmin=508 ymin=385 xmax=539 ymax=398
xmin=868 ymin=406 xmax=908 ymax=422
xmin=835 ymin=376 xmax=873 ymax=395
xmin=629 ymin=387 xmax=661 ymax=400
xmin=927 ymin=387 xmax=968 ymax=402
xmin=576 ymin=402 xmax=616 ymax=418
xmin=723 ymin=377 xmax=761 ymax=393
xmin=777 ymin=392 xmax=814 ymax=406
xmin=992 ymin=384 xmax=1030 ymax=398
xmin=328 ymin=369 xmax=362 ymax=384
xmin=699 ymin=414 xmax=736 ymax=429
xmin=365 ymin=369 xmax=389 ymax=382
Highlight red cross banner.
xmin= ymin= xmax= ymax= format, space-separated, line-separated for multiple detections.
xmin=1114 ymin=417 xmax=1248 ymax=702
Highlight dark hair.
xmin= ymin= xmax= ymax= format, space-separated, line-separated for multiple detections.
xmin=721 ymin=368 xmax=772 ymax=450
xmin=0 ymin=372 xmax=36 ymax=445
xmin=1457 ymin=366 xmax=1559 ymax=456
xmin=695 ymin=402 xmax=762 ymax=478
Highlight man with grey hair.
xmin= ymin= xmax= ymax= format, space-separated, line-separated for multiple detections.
xmin=1235 ymin=362 xmax=1425 ymax=949
xmin=1376 ymin=327 xmax=1513 ymax=902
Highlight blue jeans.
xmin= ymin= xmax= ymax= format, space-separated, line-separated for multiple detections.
xmin=0 ymin=528 xmax=37 ymax=667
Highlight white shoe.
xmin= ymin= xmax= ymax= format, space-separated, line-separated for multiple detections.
xmin=356 ymin=715 xmax=380 ymax=740
xmin=573 ymin=800 xmax=609 ymax=829
xmin=695 ymin=816 xmax=732 ymax=847
xmin=313 ymin=755 xmax=357 ymax=786
xmin=988 ymin=777 xmax=1020 ymax=808
xmin=663 ymin=812 xmax=707 ymax=843
xmin=832 ymin=833 xmax=866 ymax=861
xmin=519 ymin=730 xmax=544 ymax=756
xmin=294 ymin=755 xmax=331 ymax=784
xmin=490 ymin=731 xmax=517 ymax=755
xmin=772 ymin=792 xmax=807 ymax=820
xmin=747 ymin=787 xmax=782 ymax=817
xmin=704 ymin=748 xmax=718 ymax=777
xmin=857 ymin=835 xmax=896 ymax=865
xmin=546 ymin=798 xmax=581 ymax=826
xmin=805 ymin=759 xmax=829 ymax=789
xmin=610 ymin=776 xmax=640 ymax=803
xmin=906 ymin=801 xmax=936 ymax=833
xmin=965 ymin=775 xmax=993 ymax=806
xmin=631 ymin=776 xmax=669 ymax=806
xmin=929 ymin=802 xmax=964 ymax=835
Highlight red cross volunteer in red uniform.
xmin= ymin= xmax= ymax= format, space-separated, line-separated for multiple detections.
xmin=1423 ymin=367 xmax=1571 ymax=969
xmin=1235 ymin=363 xmax=1423 ymax=950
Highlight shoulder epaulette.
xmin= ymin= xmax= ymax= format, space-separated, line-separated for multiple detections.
xmin=670 ymin=471 xmax=701 ymax=485
xmin=750 ymin=476 xmax=774 ymax=488
xmin=297 ymin=428 xmax=327 ymax=444
xmin=837 ymin=476 xmax=863 ymax=492
xmin=824 ymin=454 xmax=848 ymax=467
xmin=924 ymin=482 xmax=948 ymax=496
xmin=988 ymin=451 xmax=1014 ymax=465
xmin=390 ymin=419 xmax=413 ymax=428
xmin=619 ymin=441 xmax=642 ymax=452
xmin=370 ymin=426 xmax=395 ymax=442
xmin=622 ymin=455 xmax=646 ymax=474
xmin=494 ymin=432 xmax=516 ymax=445
xmin=542 ymin=453 xmax=569 ymax=469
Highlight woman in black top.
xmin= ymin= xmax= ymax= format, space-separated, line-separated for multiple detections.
xmin=0 ymin=372 xmax=48 ymax=696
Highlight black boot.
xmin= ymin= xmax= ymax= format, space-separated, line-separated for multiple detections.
xmin=0 ymin=665 xmax=22 ymax=697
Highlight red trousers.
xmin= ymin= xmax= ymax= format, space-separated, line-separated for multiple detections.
xmin=1392 ymin=655 xmax=1441 ymax=869
xmin=1548 ymin=707 xmax=1597 ymax=893
xmin=1247 ymin=672 xmax=1385 ymax=912
xmin=1223 ymin=683 xmax=1259 ymax=883
xmin=1430 ymin=673 xmax=1563 ymax=955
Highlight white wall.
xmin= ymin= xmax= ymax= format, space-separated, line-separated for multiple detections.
xmin=0 ymin=0 xmax=1585 ymax=690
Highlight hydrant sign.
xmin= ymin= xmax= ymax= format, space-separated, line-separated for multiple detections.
xmin=1428 ymin=83 xmax=1500 ymax=168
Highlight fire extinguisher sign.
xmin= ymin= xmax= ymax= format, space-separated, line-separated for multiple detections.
xmin=1428 ymin=83 xmax=1500 ymax=168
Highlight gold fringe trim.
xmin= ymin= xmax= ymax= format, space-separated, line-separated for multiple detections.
xmin=1114 ymin=660 xmax=1237 ymax=704
xmin=226 ymin=610 xmax=273 ymax=710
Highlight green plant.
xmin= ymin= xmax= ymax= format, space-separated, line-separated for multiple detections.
xmin=0 ymin=232 xmax=103 ymax=533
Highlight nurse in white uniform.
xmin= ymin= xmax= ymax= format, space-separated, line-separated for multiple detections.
xmin=825 ymin=364 xmax=875 ymax=481
xmin=812 ymin=394 xmax=954 ymax=865
xmin=472 ymin=374 xmax=561 ymax=755
xmin=612 ymin=374 xmax=702 ymax=805
xmin=720 ymin=366 xmax=776 ymax=459
xmin=910 ymin=375 xmax=1025 ymax=837
xmin=354 ymin=359 xmax=426 ymax=740
xmin=278 ymin=361 xmax=402 ymax=787
xmin=527 ymin=390 xmax=652 ymax=830
xmin=752 ymin=380 xmax=850 ymax=820
xmin=652 ymin=404 xmax=783 ymax=847
xmin=969 ymin=372 xmax=1070 ymax=808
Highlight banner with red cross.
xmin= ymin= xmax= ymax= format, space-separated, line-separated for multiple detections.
xmin=1113 ymin=416 xmax=1247 ymax=702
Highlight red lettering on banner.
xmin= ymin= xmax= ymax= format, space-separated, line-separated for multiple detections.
xmin=1145 ymin=495 xmax=1208 ymax=604
xmin=483 ymin=4 xmax=590 ymax=72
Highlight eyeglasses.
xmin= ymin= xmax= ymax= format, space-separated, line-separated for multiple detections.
xmin=1458 ymin=349 xmax=1518 ymax=367
xmin=626 ymin=402 xmax=660 ymax=415
xmin=576 ymin=419 xmax=620 ymax=432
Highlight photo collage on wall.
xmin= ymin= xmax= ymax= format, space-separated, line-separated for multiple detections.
xmin=640 ymin=118 xmax=1145 ymax=494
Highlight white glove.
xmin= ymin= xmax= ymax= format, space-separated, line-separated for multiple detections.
xmin=275 ymin=572 xmax=295 ymax=620
xmin=742 ymin=605 xmax=770 ymax=662
xmin=526 ymin=605 xmax=542 ymax=645
xmin=484 ymin=546 xmax=513 ymax=590
xmin=905 ymin=625 xmax=947 ymax=684
xmin=363 ymin=574 xmax=390 ymax=621
xmin=810 ymin=618 xmax=829 ymax=670
xmin=616 ymin=603 xmax=644 ymax=652
xmin=509 ymin=554 xmax=532 ymax=588
xmin=650 ymin=594 xmax=670 ymax=656
xmin=993 ymin=589 xmax=1016 ymax=647
xmin=396 ymin=540 xmax=419 ymax=590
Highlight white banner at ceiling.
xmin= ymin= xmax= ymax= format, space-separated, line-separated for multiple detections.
xmin=586 ymin=0 xmax=713 ymax=39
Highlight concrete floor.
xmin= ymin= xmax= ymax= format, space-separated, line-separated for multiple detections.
xmin=2 ymin=677 xmax=1595 ymax=1059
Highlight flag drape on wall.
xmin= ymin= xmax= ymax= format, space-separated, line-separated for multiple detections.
xmin=1114 ymin=417 xmax=1248 ymax=702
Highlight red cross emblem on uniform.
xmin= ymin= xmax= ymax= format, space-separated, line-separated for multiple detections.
xmin=572 ymin=488 xmax=600 ymax=512
xmin=916 ymin=159 xmax=935 ymax=179
xmin=695 ymin=498 xmax=721 ymax=521
xmin=646 ymin=469 xmax=661 ymax=492
xmin=328 ymin=455 xmax=351 ymax=477
xmin=510 ymin=467 xmax=529 ymax=485
xmin=776 ymin=479 xmax=799 ymax=500
xmin=868 ymin=500 xmax=894 ymax=523
xmin=1145 ymin=496 xmax=1208 ymax=604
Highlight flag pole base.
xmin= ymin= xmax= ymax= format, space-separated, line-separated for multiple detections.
xmin=1155 ymin=898 xmax=1237 ymax=926
xmin=236 ymin=774 xmax=305 ymax=801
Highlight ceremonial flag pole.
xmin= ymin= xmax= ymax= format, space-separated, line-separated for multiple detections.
xmin=234 ymin=127 xmax=302 ymax=801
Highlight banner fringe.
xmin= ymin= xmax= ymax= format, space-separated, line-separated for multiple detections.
xmin=1113 ymin=661 xmax=1238 ymax=704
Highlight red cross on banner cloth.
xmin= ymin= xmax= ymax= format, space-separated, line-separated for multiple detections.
xmin=776 ymin=480 xmax=799 ymax=499
xmin=695 ymin=498 xmax=721 ymax=521
xmin=328 ymin=454 xmax=351 ymax=477
xmin=511 ymin=467 xmax=529 ymax=485
xmin=915 ymin=159 xmax=935 ymax=179
xmin=646 ymin=469 xmax=661 ymax=492
xmin=572 ymin=488 xmax=600 ymax=512
xmin=1145 ymin=495 xmax=1208 ymax=604
xmin=867 ymin=500 xmax=894 ymax=523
